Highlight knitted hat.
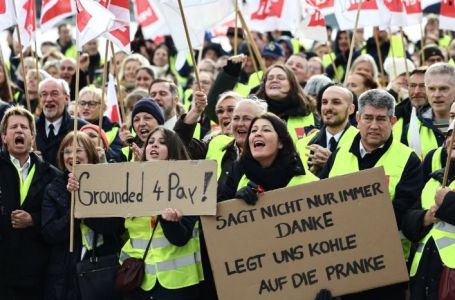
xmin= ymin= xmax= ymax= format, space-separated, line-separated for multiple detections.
xmin=80 ymin=124 xmax=109 ymax=149
xmin=383 ymin=57 xmax=416 ymax=80
xmin=422 ymin=45 xmax=444 ymax=61
xmin=131 ymin=98 xmax=164 ymax=125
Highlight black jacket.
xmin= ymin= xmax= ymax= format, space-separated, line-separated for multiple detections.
xmin=401 ymin=169 xmax=455 ymax=300
xmin=0 ymin=151 xmax=61 ymax=289
xmin=35 ymin=110 xmax=87 ymax=167
xmin=42 ymin=171 xmax=126 ymax=300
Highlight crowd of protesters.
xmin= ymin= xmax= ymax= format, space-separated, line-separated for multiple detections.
xmin=0 ymin=13 xmax=455 ymax=300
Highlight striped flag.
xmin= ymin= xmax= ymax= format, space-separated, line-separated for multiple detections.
xmin=40 ymin=0 xmax=75 ymax=30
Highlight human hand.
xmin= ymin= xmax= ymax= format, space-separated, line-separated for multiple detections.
xmin=11 ymin=210 xmax=33 ymax=229
xmin=161 ymin=208 xmax=183 ymax=222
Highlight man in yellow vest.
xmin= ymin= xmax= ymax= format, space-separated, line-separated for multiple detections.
xmin=297 ymin=85 xmax=357 ymax=173
xmin=0 ymin=106 xmax=60 ymax=300
xmin=318 ymin=89 xmax=423 ymax=300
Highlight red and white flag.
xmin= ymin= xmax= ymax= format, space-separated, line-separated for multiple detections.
xmin=158 ymin=0 xmax=234 ymax=52
xmin=439 ymin=0 xmax=455 ymax=31
xmin=135 ymin=0 xmax=169 ymax=40
xmin=307 ymin=0 xmax=334 ymax=16
xmin=382 ymin=0 xmax=407 ymax=27
xmin=15 ymin=0 xmax=36 ymax=49
xmin=403 ymin=0 xmax=422 ymax=26
xmin=76 ymin=0 xmax=114 ymax=51
xmin=246 ymin=0 xmax=300 ymax=32
xmin=296 ymin=0 xmax=327 ymax=42
xmin=0 ymin=0 xmax=17 ymax=32
xmin=334 ymin=0 xmax=388 ymax=30
xmin=40 ymin=0 xmax=75 ymax=30
xmin=101 ymin=0 xmax=131 ymax=53
xmin=105 ymin=73 xmax=121 ymax=124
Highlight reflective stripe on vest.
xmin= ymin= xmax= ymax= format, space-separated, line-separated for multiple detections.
xmin=105 ymin=127 xmax=119 ymax=145
xmin=121 ymin=216 xmax=203 ymax=290
xmin=236 ymin=172 xmax=319 ymax=191
xmin=410 ymin=178 xmax=455 ymax=276
xmin=16 ymin=164 xmax=36 ymax=205
xmin=287 ymin=114 xmax=316 ymax=143
xmin=431 ymin=147 xmax=443 ymax=173
xmin=405 ymin=118 xmax=439 ymax=159
xmin=205 ymin=135 xmax=235 ymax=180
xmin=80 ymin=222 xmax=104 ymax=250
xmin=328 ymin=139 xmax=414 ymax=260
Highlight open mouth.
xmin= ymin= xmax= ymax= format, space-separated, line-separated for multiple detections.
xmin=222 ymin=120 xmax=231 ymax=127
xmin=253 ymin=140 xmax=265 ymax=148
xmin=139 ymin=129 xmax=150 ymax=136
xmin=14 ymin=136 xmax=25 ymax=145
xmin=149 ymin=150 xmax=159 ymax=157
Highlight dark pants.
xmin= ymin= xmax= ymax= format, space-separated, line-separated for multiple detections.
xmin=340 ymin=282 xmax=408 ymax=300
xmin=0 ymin=286 xmax=44 ymax=300
xmin=126 ymin=282 xmax=201 ymax=300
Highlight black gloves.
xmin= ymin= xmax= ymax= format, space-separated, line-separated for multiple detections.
xmin=235 ymin=181 xmax=263 ymax=205
xmin=314 ymin=289 xmax=333 ymax=300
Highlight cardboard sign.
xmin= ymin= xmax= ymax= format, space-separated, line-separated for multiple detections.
xmin=74 ymin=160 xmax=216 ymax=218
xmin=201 ymin=167 xmax=408 ymax=300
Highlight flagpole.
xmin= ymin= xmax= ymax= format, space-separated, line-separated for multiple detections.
xmin=388 ymin=29 xmax=400 ymax=102
xmin=328 ymin=48 xmax=340 ymax=83
xmin=16 ymin=25 xmax=31 ymax=112
xmin=109 ymin=42 xmax=126 ymax=123
xmin=33 ymin=2 xmax=40 ymax=115
xmin=419 ymin=24 xmax=425 ymax=65
xmin=233 ymin=0 xmax=238 ymax=56
xmin=443 ymin=125 xmax=455 ymax=186
xmin=96 ymin=40 xmax=110 ymax=147
xmin=0 ymin=43 xmax=14 ymax=103
xmin=237 ymin=8 xmax=266 ymax=73
xmin=343 ymin=0 xmax=362 ymax=86
xmin=176 ymin=0 xmax=202 ymax=91
xmin=400 ymin=27 xmax=410 ymax=83
xmin=373 ymin=29 xmax=385 ymax=88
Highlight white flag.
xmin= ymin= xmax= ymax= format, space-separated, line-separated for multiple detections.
xmin=439 ymin=0 xmax=455 ymax=31
xmin=334 ymin=0 xmax=388 ymax=30
xmin=296 ymin=0 xmax=327 ymax=42
xmin=76 ymin=0 xmax=115 ymax=51
xmin=0 ymin=0 xmax=17 ymax=32
xmin=105 ymin=73 xmax=122 ymax=124
xmin=135 ymin=0 xmax=170 ymax=40
xmin=40 ymin=0 xmax=76 ymax=30
xmin=246 ymin=0 xmax=300 ymax=32
xmin=102 ymin=0 xmax=131 ymax=53
xmin=15 ymin=0 xmax=36 ymax=49
xmin=158 ymin=0 xmax=234 ymax=52
xmin=403 ymin=0 xmax=422 ymax=26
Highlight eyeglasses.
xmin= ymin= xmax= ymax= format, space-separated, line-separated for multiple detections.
xmin=79 ymin=100 xmax=100 ymax=108
xmin=216 ymin=107 xmax=235 ymax=115
xmin=63 ymin=148 xmax=86 ymax=156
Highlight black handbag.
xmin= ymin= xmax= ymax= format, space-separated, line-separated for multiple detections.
xmin=76 ymin=233 xmax=122 ymax=300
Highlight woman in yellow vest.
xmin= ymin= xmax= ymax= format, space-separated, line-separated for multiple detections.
xmin=120 ymin=127 xmax=203 ymax=300
xmin=218 ymin=112 xmax=319 ymax=202
xmin=255 ymin=64 xmax=319 ymax=143
xmin=402 ymin=121 xmax=455 ymax=300
xmin=42 ymin=131 xmax=125 ymax=300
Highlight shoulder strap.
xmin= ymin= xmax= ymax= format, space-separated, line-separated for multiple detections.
xmin=142 ymin=216 xmax=160 ymax=260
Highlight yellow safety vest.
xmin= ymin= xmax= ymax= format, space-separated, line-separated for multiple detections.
xmin=120 ymin=217 xmax=203 ymax=291
xmin=234 ymin=71 xmax=263 ymax=97
xmin=431 ymin=147 xmax=443 ymax=173
xmin=296 ymin=126 xmax=359 ymax=170
xmin=105 ymin=127 xmax=119 ymax=146
xmin=236 ymin=172 xmax=319 ymax=191
xmin=322 ymin=53 xmax=345 ymax=81
xmin=405 ymin=118 xmax=440 ymax=159
xmin=64 ymin=44 xmax=78 ymax=59
xmin=328 ymin=138 xmax=414 ymax=260
xmin=392 ymin=117 xmax=405 ymax=142
xmin=410 ymin=178 xmax=455 ymax=276
xmin=15 ymin=164 xmax=36 ymax=206
xmin=205 ymin=135 xmax=235 ymax=180
xmin=287 ymin=114 xmax=317 ymax=143
xmin=80 ymin=222 xmax=104 ymax=251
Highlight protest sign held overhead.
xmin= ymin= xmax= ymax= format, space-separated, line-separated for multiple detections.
xmin=74 ymin=160 xmax=217 ymax=218
xmin=202 ymin=168 xmax=408 ymax=300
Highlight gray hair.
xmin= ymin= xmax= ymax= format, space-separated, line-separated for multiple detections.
xmin=351 ymin=54 xmax=379 ymax=81
xmin=358 ymin=89 xmax=395 ymax=117
xmin=425 ymin=63 xmax=455 ymax=86
xmin=38 ymin=77 xmax=70 ymax=96
xmin=235 ymin=97 xmax=268 ymax=116
xmin=216 ymin=91 xmax=242 ymax=108
xmin=304 ymin=75 xmax=332 ymax=97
